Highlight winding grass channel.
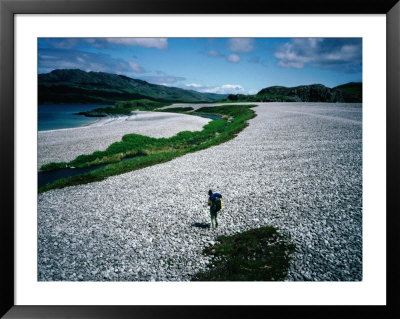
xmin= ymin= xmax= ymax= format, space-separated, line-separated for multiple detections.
xmin=38 ymin=104 xmax=257 ymax=193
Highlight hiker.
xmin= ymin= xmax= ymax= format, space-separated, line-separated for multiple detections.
xmin=208 ymin=189 xmax=223 ymax=229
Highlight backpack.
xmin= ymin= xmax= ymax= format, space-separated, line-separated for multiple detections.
xmin=211 ymin=194 xmax=222 ymax=212
xmin=214 ymin=196 xmax=221 ymax=211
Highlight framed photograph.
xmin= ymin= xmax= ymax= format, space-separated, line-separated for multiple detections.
xmin=1 ymin=0 xmax=399 ymax=318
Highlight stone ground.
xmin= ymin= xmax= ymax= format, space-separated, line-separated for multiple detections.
xmin=38 ymin=102 xmax=362 ymax=281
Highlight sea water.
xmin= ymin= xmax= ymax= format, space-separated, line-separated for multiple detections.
xmin=38 ymin=104 xmax=110 ymax=131
xmin=194 ymin=113 xmax=222 ymax=120
xmin=38 ymin=156 xmax=142 ymax=188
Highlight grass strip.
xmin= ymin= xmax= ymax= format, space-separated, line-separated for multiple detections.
xmin=191 ymin=226 xmax=295 ymax=281
xmin=39 ymin=104 xmax=257 ymax=193
xmin=157 ymin=107 xmax=194 ymax=113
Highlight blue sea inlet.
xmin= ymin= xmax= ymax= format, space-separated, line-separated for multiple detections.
xmin=38 ymin=104 xmax=109 ymax=131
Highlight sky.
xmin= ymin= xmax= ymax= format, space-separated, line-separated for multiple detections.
xmin=38 ymin=37 xmax=362 ymax=95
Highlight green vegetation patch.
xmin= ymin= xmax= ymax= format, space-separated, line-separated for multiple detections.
xmin=39 ymin=151 xmax=183 ymax=193
xmin=333 ymin=82 xmax=362 ymax=101
xmin=114 ymin=99 xmax=172 ymax=111
xmin=192 ymin=226 xmax=295 ymax=281
xmin=157 ymin=107 xmax=194 ymax=113
xmin=39 ymin=105 xmax=257 ymax=193
xmin=75 ymin=99 xmax=173 ymax=117
xmin=255 ymin=93 xmax=298 ymax=102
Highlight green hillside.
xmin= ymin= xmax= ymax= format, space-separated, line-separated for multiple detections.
xmin=226 ymin=82 xmax=362 ymax=103
xmin=333 ymin=82 xmax=362 ymax=101
xmin=38 ymin=69 xmax=362 ymax=106
xmin=38 ymin=69 xmax=227 ymax=105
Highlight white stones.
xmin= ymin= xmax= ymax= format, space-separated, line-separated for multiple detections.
xmin=38 ymin=102 xmax=362 ymax=282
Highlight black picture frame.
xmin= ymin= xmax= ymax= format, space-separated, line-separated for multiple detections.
xmin=1 ymin=0 xmax=399 ymax=318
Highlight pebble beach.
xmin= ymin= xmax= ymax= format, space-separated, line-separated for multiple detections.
xmin=37 ymin=111 xmax=211 ymax=169
xmin=37 ymin=102 xmax=362 ymax=281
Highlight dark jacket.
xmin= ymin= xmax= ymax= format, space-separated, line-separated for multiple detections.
xmin=208 ymin=193 xmax=222 ymax=213
xmin=209 ymin=193 xmax=222 ymax=201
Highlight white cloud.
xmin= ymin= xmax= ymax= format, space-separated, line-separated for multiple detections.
xmin=227 ymin=54 xmax=240 ymax=63
xmin=206 ymin=84 xmax=246 ymax=94
xmin=39 ymin=54 xmax=57 ymax=60
xmin=106 ymin=38 xmax=168 ymax=50
xmin=248 ymin=56 xmax=260 ymax=63
xmin=38 ymin=49 xmax=132 ymax=75
xmin=139 ymin=73 xmax=186 ymax=85
xmin=208 ymin=50 xmax=224 ymax=57
xmin=275 ymin=38 xmax=362 ymax=72
xmin=184 ymin=83 xmax=246 ymax=94
xmin=51 ymin=39 xmax=79 ymax=49
xmin=128 ymin=61 xmax=145 ymax=73
xmin=277 ymin=60 xmax=304 ymax=69
xmin=274 ymin=42 xmax=312 ymax=68
xmin=228 ymin=38 xmax=256 ymax=53
xmin=47 ymin=38 xmax=169 ymax=51
xmin=185 ymin=83 xmax=203 ymax=88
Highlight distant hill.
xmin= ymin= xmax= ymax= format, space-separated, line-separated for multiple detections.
xmin=38 ymin=69 xmax=361 ymax=105
xmin=332 ymin=82 xmax=362 ymax=102
xmin=257 ymin=83 xmax=362 ymax=103
xmin=38 ymin=69 xmax=227 ymax=104
xmin=227 ymin=82 xmax=362 ymax=103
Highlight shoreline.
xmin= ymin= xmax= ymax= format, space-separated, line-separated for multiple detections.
xmin=37 ymin=111 xmax=211 ymax=169
xmin=38 ymin=113 xmax=135 ymax=133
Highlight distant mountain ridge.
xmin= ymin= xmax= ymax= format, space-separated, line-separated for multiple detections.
xmin=257 ymin=82 xmax=362 ymax=102
xmin=228 ymin=82 xmax=362 ymax=103
xmin=38 ymin=69 xmax=362 ymax=105
xmin=38 ymin=69 xmax=227 ymax=104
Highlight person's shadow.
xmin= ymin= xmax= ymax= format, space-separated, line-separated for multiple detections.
xmin=191 ymin=222 xmax=210 ymax=229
